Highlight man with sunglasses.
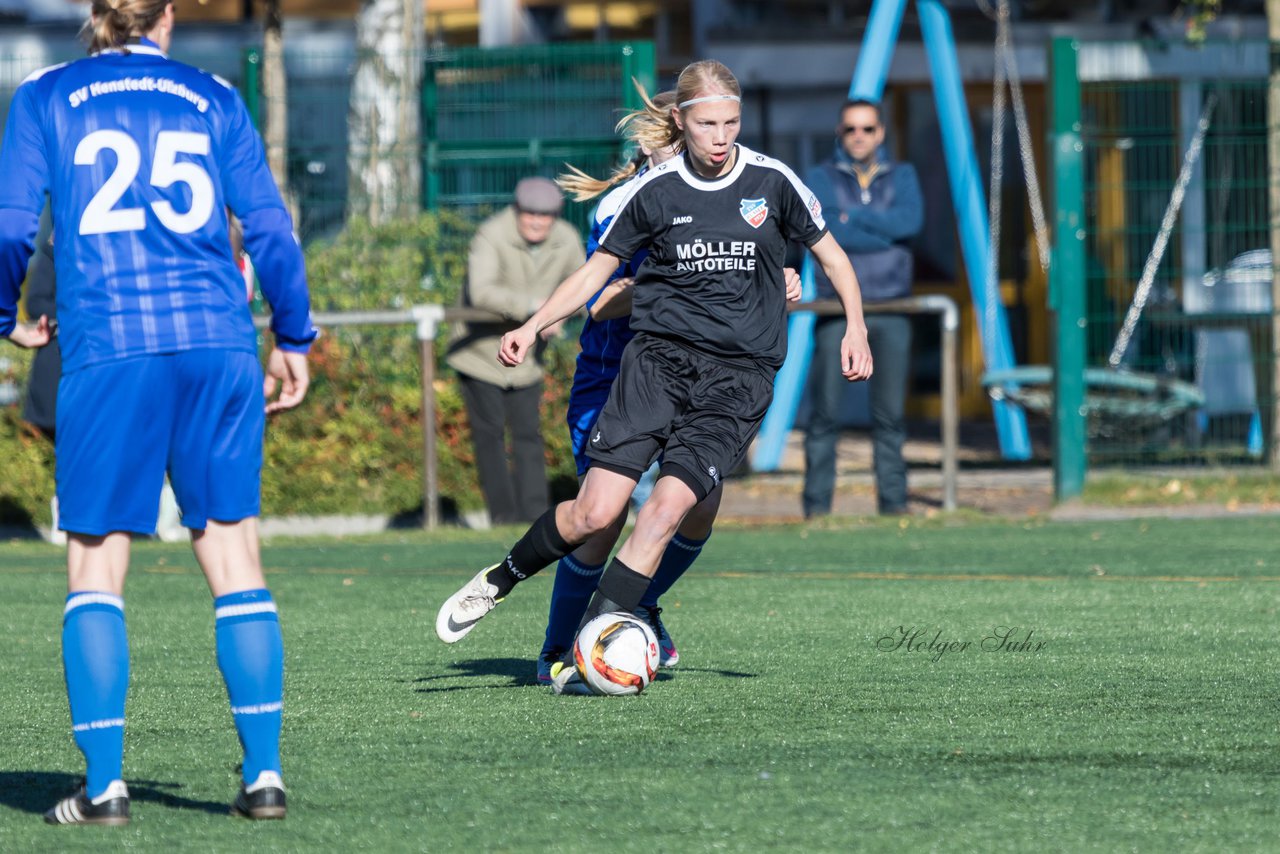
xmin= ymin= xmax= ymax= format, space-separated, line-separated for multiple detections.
xmin=803 ymin=98 xmax=923 ymax=517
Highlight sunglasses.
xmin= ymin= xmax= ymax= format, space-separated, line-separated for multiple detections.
xmin=841 ymin=125 xmax=880 ymax=136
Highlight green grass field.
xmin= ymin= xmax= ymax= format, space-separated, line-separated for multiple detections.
xmin=1 ymin=515 xmax=1277 ymax=852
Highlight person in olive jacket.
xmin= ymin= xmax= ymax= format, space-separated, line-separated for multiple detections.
xmin=447 ymin=177 xmax=585 ymax=525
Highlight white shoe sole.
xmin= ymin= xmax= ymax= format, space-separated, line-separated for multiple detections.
xmin=435 ymin=566 xmax=500 ymax=644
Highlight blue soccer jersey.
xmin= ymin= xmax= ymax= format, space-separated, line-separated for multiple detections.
xmin=566 ymin=173 xmax=651 ymax=476
xmin=573 ymin=175 xmax=651 ymax=398
xmin=0 ymin=40 xmax=315 ymax=371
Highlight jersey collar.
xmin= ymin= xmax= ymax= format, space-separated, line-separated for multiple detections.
xmin=95 ymin=36 xmax=168 ymax=59
xmin=676 ymin=144 xmax=749 ymax=191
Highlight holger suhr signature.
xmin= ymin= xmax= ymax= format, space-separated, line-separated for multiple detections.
xmin=877 ymin=626 xmax=1048 ymax=662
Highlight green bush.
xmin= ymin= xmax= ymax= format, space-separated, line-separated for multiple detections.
xmin=0 ymin=210 xmax=582 ymax=527
xmin=0 ymin=396 xmax=55 ymax=527
xmin=261 ymin=210 xmax=579 ymax=519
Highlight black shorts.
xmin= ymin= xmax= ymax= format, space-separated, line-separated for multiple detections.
xmin=585 ymin=335 xmax=775 ymax=501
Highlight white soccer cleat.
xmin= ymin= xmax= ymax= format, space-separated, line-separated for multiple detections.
xmin=435 ymin=565 xmax=504 ymax=644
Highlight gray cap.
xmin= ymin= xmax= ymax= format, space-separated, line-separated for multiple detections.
xmin=514 ymin=176 xmax=564 ymax=215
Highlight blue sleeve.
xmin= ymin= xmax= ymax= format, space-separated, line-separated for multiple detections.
xmin=0 ymin=83 xmax=48 ymax=337
xmin=240 ymin=207 xmax=316 ymax=351
xmin=219 ymin=92 xmax=316 ymax=351
xmin=583 ymin=210 xmax=631 ymax=313
xmin=845 ymin=164 xmax=924 ymax=242
xmin=0 ymin=210 xmax=38 ymax=337
xmin=585 ymin=206 xmax=606 ymax=257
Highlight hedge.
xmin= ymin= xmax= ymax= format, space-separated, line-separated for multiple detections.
xmin=0 ymin=211 xmax=583 ymax=527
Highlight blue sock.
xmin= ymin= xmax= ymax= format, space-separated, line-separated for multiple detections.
xmin=63 ymin=592 xmax=129 ymax=800
xmin=214 ymin=589 xmax=284 ymax=785
xmin=641 ymin=532 xmax=709 ymax=607
xmin=542 ymin=555 xmax=605 ymax=655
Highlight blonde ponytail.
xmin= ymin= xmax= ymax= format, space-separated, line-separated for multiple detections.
xmin=556 ymin=87 xmax=679 ymax=203
xmin=83 ymin=0 xmax=170 ymax=53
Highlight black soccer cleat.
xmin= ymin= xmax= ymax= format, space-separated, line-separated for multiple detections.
xmin=44 ymin=779 xmax=130 ymax=826
xmin=231 ymin=771 xmax=287 ymax=820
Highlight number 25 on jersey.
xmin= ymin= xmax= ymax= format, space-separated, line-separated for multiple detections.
xmin=75 ymin=129 xmax=214 ymax=236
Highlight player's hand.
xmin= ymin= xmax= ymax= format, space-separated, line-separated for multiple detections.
xmin=499 ymin=322 xmax=539 ymax=366
xmin=783 ymin=267 xmax=802 ymax=302
xmin=8 ymin=315 xmax=52 ymax=348
xmin=590 ymin=277 xmax=635 ymax=321
xmin=841 ymin=325 xmax=873 ymax=382
xmin=264 ymin=347 xmax=310 ymax=414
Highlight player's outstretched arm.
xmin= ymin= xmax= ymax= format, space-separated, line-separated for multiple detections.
xmin=809 ymin=232 xmax=872 ymax=382
xmin=263 ymin=347 xmax=310 ymax=414
xmin=499 ymin=250 xmax=622 ymax=366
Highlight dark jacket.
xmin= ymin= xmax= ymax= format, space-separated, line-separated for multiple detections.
xmin=805 ymin=144 xmax=923 ymax=302
xmin=21 ymin=238 xmax=59 ymax=433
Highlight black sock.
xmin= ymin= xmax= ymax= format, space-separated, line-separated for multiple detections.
xmin=556 ymin=559 xmax=653 ymax=668
xmin=578 ymin=557 xmax=652 ymax=630
xmin=485 ymin=508 xmax=578 ymax=597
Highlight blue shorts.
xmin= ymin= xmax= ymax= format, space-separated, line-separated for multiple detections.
xmin=56 ymin=350 xmax=265 ymax=535
xmin=566 ymin=383 xmax=611 ymax=478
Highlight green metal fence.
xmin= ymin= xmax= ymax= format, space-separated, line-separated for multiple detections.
xmin=421 ymin=41 xmax=656 ymax=236
xmin=1052 ymin=38 xmax=1274 ymax=489
xmin=240 ymin=41 xmax=655 ymax=240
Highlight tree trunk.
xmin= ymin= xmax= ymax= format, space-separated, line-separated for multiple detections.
xmin=1269 ymin=0 xmax=1280 ymax=467
xmin=348 ymin=0 xmax=424 ymax=225
xmin=262 ymin=0 xmax=298 ymax=223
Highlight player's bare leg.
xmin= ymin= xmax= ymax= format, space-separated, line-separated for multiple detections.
xmin=612 ymin=475 xmax=700 ymax=579
xmin=634 ymin=483 xmax=724 ymax=666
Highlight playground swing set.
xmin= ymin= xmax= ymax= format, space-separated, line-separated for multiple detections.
xmin=751 ymin=0 xmax=1210 ymax=475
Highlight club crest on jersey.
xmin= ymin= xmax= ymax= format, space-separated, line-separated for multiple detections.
xmin=739 ymin=198 xmax=768 ymax=229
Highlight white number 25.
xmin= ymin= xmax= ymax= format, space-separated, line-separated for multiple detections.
xmin=75 ymin=129 xmax=215 ymax=236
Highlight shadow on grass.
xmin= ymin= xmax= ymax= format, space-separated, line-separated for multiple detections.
xmin=0 ymin=770 xmax=228 ymax=816
xmin=664 ymin=666 xmax=758 ymax=679
xmin=412 ymin=657 xmax=535 ymax=692
xmin=411 ymin=658 xmax=757 ymax=693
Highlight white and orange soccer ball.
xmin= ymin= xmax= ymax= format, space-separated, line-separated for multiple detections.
xmin=573 ymin=611 xmax=660 ymax=696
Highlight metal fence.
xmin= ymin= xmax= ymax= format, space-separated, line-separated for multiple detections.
xmin=242 ymin=40 xmax=656 ymax=240
xmin=420 ymin=41 xmax=655 ymax=237
xmin=1051 ymin=39 xmax=1274 ymax=489
xmin=0 ymin=38 xmax=655 ymax=244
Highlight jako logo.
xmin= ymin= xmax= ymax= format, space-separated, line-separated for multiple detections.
xmin=672 ymin=215 xmax=693 ymax=225
xmin=592 ymin=430 xmax=602 ymax=443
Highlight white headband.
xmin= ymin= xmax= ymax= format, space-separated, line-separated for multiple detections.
xmin=678 ymin=94 xmax=741 ymax=109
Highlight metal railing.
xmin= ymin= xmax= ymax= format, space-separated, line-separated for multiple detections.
xmin=802 ymin=296 xmax=960 ymax=512
xmin=259 ymin=294 xmax=960 ymax=525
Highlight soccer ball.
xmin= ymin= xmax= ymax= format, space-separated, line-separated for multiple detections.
xmin=573 ymin=611 xmax=660 ymax=696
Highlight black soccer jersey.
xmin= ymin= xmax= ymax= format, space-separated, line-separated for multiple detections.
xmin=598 ymin=144 xmax=827 ymax=371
